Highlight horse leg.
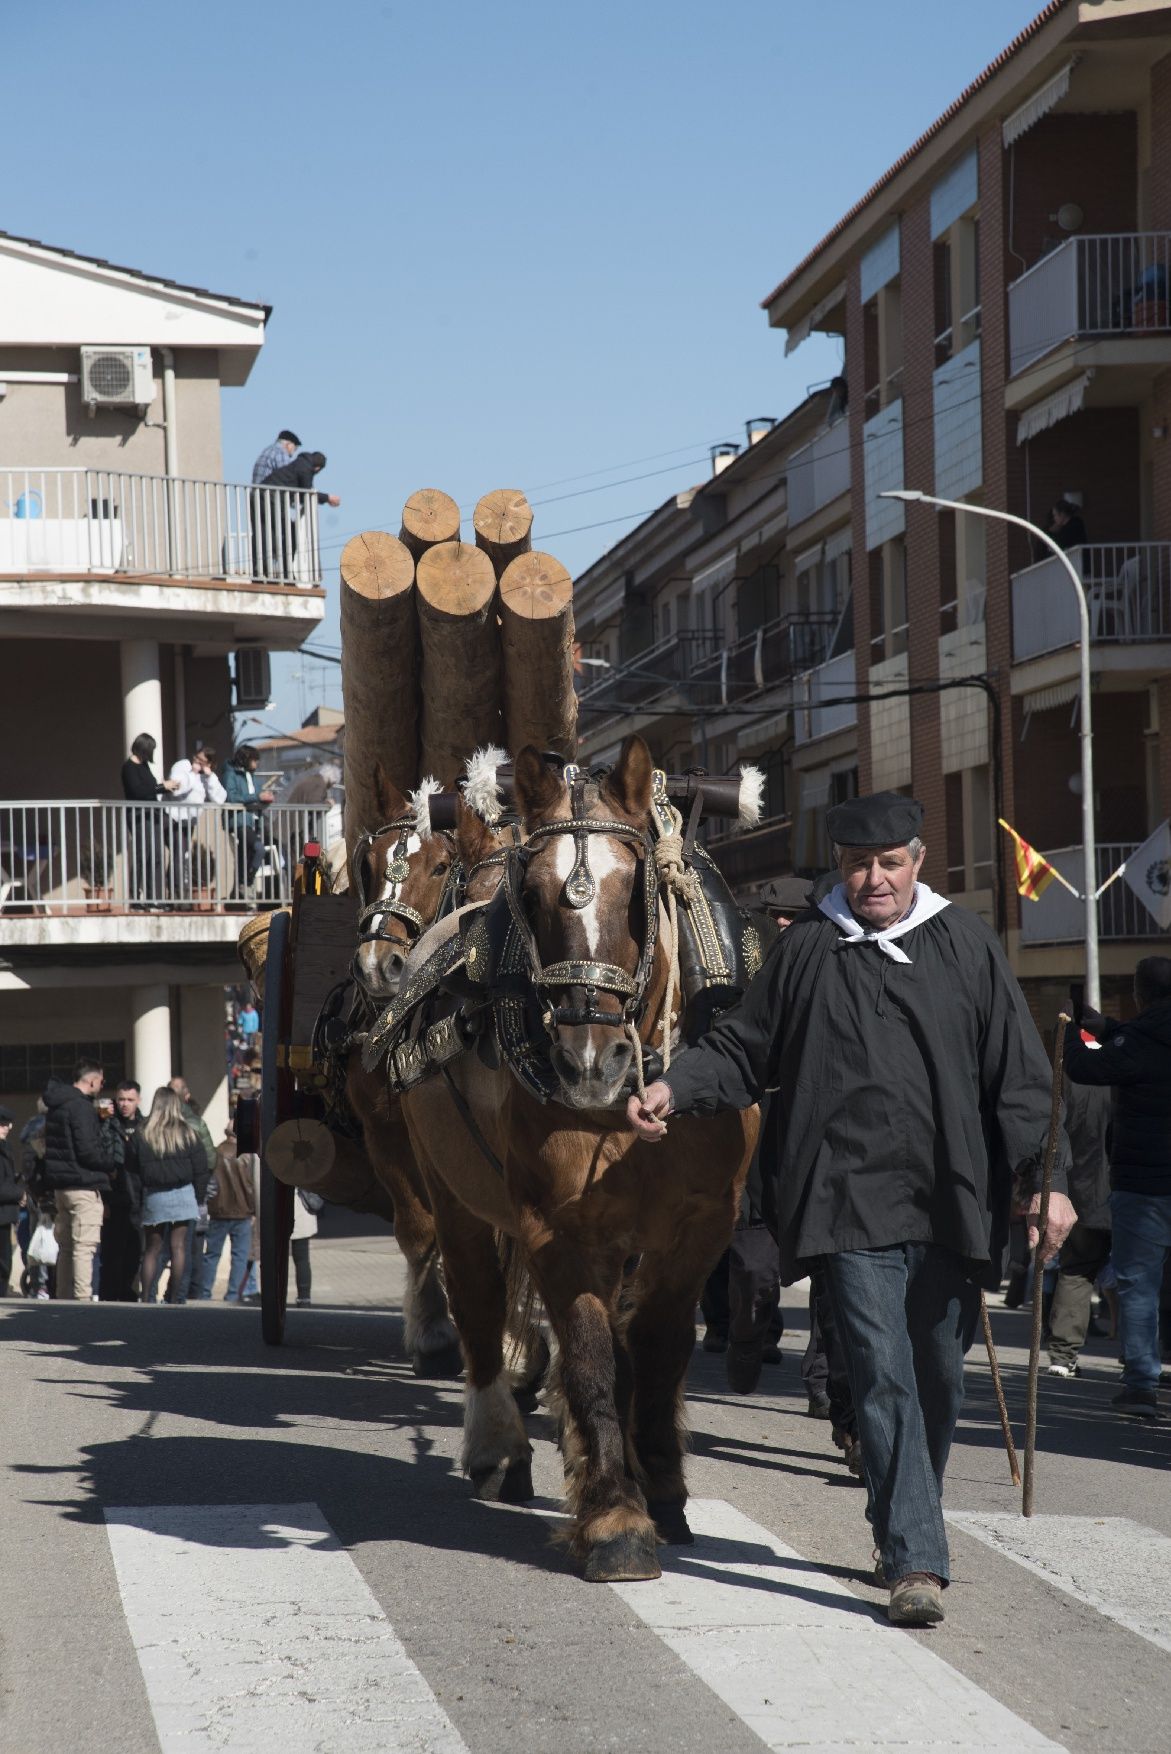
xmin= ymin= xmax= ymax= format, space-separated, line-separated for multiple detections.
xmin=533 ymin=1248 xmax=660 ymax=1583
xmin=422 ymin=1173 xmax=533 ymax=1504
xmin=625 ymin=1251 xmax=708 ymax=1546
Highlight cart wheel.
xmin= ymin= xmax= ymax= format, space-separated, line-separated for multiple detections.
xmin=259 ymin=909 xmax=295 ymax=1346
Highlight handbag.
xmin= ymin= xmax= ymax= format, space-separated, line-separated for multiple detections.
xmin=297 ymin=1189 xmax=324 ymax=1214
xmin=28 ymin=1222 xmax=59 ymax=1266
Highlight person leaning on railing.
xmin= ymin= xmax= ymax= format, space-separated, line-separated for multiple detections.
xmin=223 ymin=746 xmax=274 ymax=902
xmin=253 ymin=450 xmax=340 ymax=581
xmin=167 ymin=744 xmax=226 ymax=903
xmin=121 ymin=733 xmax=179 ymax=907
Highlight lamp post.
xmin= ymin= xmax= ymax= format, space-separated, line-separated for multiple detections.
xmin=880 ymin=488 xmax=1099 ymax=1009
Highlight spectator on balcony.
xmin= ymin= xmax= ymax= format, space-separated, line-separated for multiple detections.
xmin=167 ymin=744 xmax=226 ymax=900
xmin=121 ymin=733 xmax=178 ymax=906
xmin=223 ymin=746 xmax=274 ymax=898
xmin=251 ymin=429 xmax=300 ymax=486
xmin=1044 ymin=498 xmax=1087 ymax=555
xmin=254 ymin=450 xmax=340 ymax=581
xmin=43 ymin=1059 xmax=113 ymax=1300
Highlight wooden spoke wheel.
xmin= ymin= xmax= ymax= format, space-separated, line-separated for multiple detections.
xmin=259 ymin=908 xmax=295 ymax=1346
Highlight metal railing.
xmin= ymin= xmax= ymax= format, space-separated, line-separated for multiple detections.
xmin=690 ymin=613 xmax=836 ymax=704
xmin=1008 ymin=232 xmax=1171 ymax=375
xmin=0 ymin=469 xmax=322 ymax=587
xmin=1011 ymin=543 xmax=1171 ymax=660
xmin=793 ymin=649 xmax=857 ymax=745
xmin=0 ymin=801 xmax=332 ymax=914
xmin=576 ymin=630 xmax=722 ymax=715
xmin=1018 ymin=842 xmax=1163 ymax=945
xmin=787 ymin=423 xmax=851 ymax=525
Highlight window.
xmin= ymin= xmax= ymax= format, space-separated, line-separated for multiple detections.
xmin=0 ymin=1040 xmax=126 ymax=1096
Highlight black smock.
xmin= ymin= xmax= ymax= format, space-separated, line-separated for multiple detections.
xmin=663 ymin=899 xmax=1066 ymax=1288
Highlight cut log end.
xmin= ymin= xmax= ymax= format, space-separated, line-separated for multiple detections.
xmin=416 ymin=539 xmax=498 ymax=619
xmin=499 ymin=550 xmax=572 ymax=621
xmin=340 ymin=530 xmax=415 ymax=602
xmin=400 ymin=488 xmax=461 ymax=557
xmin=473 ymin=489 xmax=534 ymax=572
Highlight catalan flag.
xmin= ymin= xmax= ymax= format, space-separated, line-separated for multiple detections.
xmin=998 ymin=819 xmax=1071 ymax=902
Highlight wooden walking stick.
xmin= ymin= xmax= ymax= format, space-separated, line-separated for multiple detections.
xmin=1023 ymin=1010 xmax=1069 ymax=1518
xmin=980 ymin=1291 xmax=1020 ymax=1487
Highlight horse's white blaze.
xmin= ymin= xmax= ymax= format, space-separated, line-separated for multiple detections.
xmin=360 ymin=832 xmax=422 ymax=966
xmin=462 ymin=1373 xmax=529 ymax=1474
xmin=551 ymin=830 xmax=620 ymax=958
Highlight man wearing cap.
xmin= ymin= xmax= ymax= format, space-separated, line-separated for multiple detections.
xmin=251 ymin=430 xmax=301 ymax=485
xmin=629 ymin=791 xmax=1074 ymax=1627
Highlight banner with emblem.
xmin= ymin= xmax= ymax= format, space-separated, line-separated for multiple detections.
xmin=1119 ymin=819 xmax=1171 ymax=930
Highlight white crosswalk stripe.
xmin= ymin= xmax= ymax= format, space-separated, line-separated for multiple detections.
xmin=946 ymin=1511 xmax=1171 ymax=1654
xmin=105 ymin=1503 xmax=470 ymax=1754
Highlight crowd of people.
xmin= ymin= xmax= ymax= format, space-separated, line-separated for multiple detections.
xmin=0 ymin=1060 xmax=317 ymax=1308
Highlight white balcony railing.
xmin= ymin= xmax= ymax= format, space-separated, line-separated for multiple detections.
xmin=1008 ymin=233 xmax=1171 ymax=375
xmin=0 ymin=469 xmax=322 ymax=587
xmin=787 ymin=421 xmax=851 ymax=526
xmin=1018 ymin=842 xmax=1164 ymax=945
xmin=793 ymin=649 xmax=857 ymax=745
xmin=0 ymin=801 xmax=334 ymax=914
xmin=1011 ymin=543 xmax=1171 ymax=661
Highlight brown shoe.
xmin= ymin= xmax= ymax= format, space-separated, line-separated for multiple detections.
xmin=888 ymin=1572 xmax=945 ymax=1627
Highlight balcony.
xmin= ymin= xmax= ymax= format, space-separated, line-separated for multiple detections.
xmin=793 ymin=650 xmax=857 ymax=746
xmin=787 ymin=423 xmax=850 ymax=527
xmin=1008 ymin=234 xmax=1171 ymax=377
xmin=1018 ymin=842 xmax=1161 ymax=946
xmin=0 ymin=800 xmax=333 ymax=920
xmin=1011 ymin=543 xmax=1171 ymax=661
xmin=0 ymin=468 xmax=322 ymax=589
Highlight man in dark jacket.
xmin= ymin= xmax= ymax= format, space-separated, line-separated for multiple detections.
xmin=252 ymin=450 xmax=340 ymax=579
xmin=99 ymin=1081 xmax=144 ymax=1302
xmin=1066 ymin=955 xmax=1171 ymax=1419
xmin=0 ymin=1106 xmax=23 ymax=1295
xmin=44 ymin=1059 xmax=113 ymax=1299
xmin=1046 ymin=1064 xmax=1112 ymax=1379
xmin=629 ymin=792 xmax=1075 ymax=1627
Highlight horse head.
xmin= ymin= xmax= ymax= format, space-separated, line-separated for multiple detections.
xmin=511 ymin=735 xmax=660 ymax=1111
xmin=456 ymin=794 xmax=520 ymax=906
xmin=352 ymin=764 xmax=461 ymax=1000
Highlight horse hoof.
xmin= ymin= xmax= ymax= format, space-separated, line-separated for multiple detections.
xmin=583 ymin=1529 xmax=662 ymax=1583
xmin=413 ymin=1339 xmax=464 ymax=1379
xmin=470 ymin=1454 xmax=534 ymax=1503
xmin=648 ymin=1499 xmax=693 ymax=1545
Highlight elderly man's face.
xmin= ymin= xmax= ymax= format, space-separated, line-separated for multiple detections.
xmin=839 ymin=842 xmax=925 ymax=930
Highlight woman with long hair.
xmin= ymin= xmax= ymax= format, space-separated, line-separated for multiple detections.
xmin=131 ymin=1088 xmax=208 ymax=1304
xmin=121 ymin=732 xmax=178 ymax=905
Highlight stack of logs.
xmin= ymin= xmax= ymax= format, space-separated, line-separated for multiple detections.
xmin=341 ymin=487 xmax=577 ymax=850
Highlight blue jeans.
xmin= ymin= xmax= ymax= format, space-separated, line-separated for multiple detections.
xmin=1110 ymin=1190 xmax=1171 ymax=1392
xmin=198 ymin=1218 xmax=253 ymax=1300
xmin=822 ymin=1243 xmax=980 ymax=1585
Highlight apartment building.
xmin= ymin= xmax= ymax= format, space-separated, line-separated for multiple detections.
xmin=0 ymin=231 xmax=327 ymax=1133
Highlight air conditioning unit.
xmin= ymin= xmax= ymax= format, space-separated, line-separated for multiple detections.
xmin=235 ymin=648 xmax=272 ymax=710
xmin=80 ymin=346 xmax=155 ymax=410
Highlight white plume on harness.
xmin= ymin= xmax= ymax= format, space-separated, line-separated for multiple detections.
xmin=409 ymin=776 xmax=442 ymax=840
xmin=464 ymin=745 xmax=508 ymax=823
xmin=737 ymin=763 xmax=765 ymax=828
xmin=818 ymin=880 xmax=951 ymax=963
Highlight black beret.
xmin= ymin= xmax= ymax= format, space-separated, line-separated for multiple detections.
xmin=278 ymin=429 xmax=301 ymax=446
xmin=826 ymin=791 xmax=924 ymax=848
xmin=759 ymin=875 xmax=815 ymax=914
xmin=0 ymin=1105 xmax=13 ymax=1125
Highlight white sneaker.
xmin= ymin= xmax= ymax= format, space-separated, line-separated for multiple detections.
xmin=1047 ymin=1360 xmax=1079 ymax=1378
xmin=35 ymin=1289 xmax=50 ymax=1301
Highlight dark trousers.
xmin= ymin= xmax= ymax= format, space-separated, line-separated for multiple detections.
xmin=1048 ymin=1223 xmax=1112 ymax=1366
xmin=98 ymin=1209 xmax=142 ymax=1302
xmin=0 ymin=1222 xmax=12 ymax=1294
xmin=822 ymin=1242 xmax=980 ymax=1585
xmin=292 ymin=1236 xmax=311 ymax=1300
xmin=703 ymin=1233 xmax=782 ymax=1346
xmin=801 ymin=1268 xmax=856 ymax=1435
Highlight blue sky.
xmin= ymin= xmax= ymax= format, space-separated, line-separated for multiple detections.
xmin=16 ymin=1 xmax=1041 ymax=732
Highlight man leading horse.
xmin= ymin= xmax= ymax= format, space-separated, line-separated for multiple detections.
xmin=629 ymin=789 xmax=1075 ymax=1627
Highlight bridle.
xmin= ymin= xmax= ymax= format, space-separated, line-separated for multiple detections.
xmin=502 ymin=771 xmax=659 ymax=1034
xmin=350 ymin=815 xmax=463 ymax=975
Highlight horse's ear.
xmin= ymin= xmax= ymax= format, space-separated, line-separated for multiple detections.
xmin=373 ymin=759 xmax=407 ymax=824
xmin=455 ymin=794 xmax=496 ymax=866
xmin=601 ymin=735 xmax=654 ymax=819
xmin=513 ymin=746 xmax=563 ymax=824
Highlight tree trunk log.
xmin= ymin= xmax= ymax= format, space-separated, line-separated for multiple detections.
xmin=266 ymin=1115 xmax=396 ymax=1222
xmin=340 ymin=531 xmax=418 ymax=852
xmin=473 ymin=488 xmax=533 ymax=576
xmin=399 ymin=488 xmax=460 ymax=558
xmin=416 ymin=540 xmax=503 ymax=784
xmin=498 ymin=550 xmax=577 ymax=758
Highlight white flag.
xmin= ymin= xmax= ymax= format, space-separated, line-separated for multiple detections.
xmin=1120 ymin=819 xmax=1171 ymax=930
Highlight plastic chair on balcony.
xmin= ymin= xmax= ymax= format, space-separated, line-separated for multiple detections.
xmin=1089 ymin=555 xmax=1140 ymax=641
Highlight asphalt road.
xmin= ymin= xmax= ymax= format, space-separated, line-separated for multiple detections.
xmin=1 ymin=1235 xmax=1168 ymax=1754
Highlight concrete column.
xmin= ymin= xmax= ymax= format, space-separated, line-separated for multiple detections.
xmin=121 ymin=639 xmax=165 ymax=772
xmin=179 ymin=984 xmax=230 ymax=1146
xmin=131 ymin=984 xmax=172 ymax=1104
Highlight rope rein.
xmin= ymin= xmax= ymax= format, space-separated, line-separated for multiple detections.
xmin=626 ymin=802 xmax=694 ymax=1101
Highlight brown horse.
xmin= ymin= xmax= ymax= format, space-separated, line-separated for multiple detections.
xmin=400 ymin=735 xmax=758 ymax=1579
xmin=344 ymin=772 xmax=516 ymax=1376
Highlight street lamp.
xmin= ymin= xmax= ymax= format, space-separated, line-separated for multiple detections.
xmin=880 ymin=487 xmax=1099 ymax=1009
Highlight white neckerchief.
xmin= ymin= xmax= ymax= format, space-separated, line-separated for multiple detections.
xmin=818 ymin=880 xmax=951 ymax=964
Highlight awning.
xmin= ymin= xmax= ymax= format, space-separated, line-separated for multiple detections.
xmin=823 ymin=525 xmax=852 ymax=564
xmin=693 ymin=553 xmax=737 ymax=593
xmin=1002 ymin=58 xmax=1077 ymax=148
xmin=1020 ymin=677 xmax=1080 ymax=716
xmin=784 ymin=280 xmax=847 ymax=357
xmin=793 ymin=542 xmax=824 ymax=576
xmin=1016 ymin=371 xmax=1094 ymax=445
